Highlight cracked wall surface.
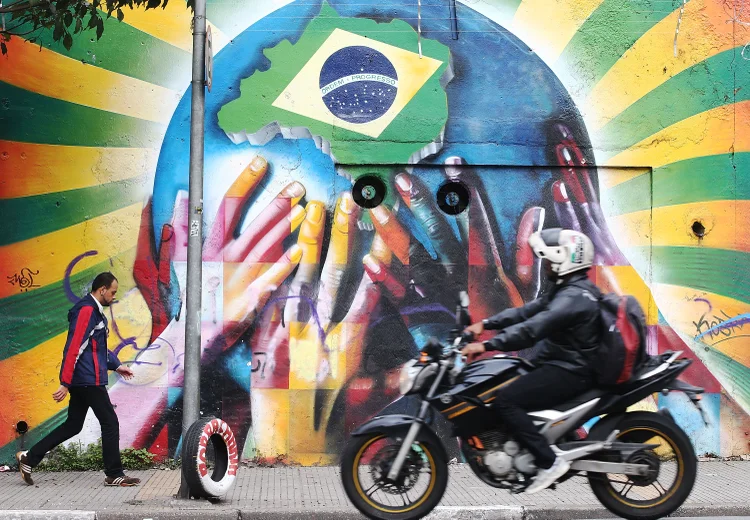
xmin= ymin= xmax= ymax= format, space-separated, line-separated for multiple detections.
xmin=0 ymin=0 xmax=748 ymax=464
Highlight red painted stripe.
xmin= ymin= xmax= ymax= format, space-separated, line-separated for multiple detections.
xmin=92 ymin=337 xmax=100 ymax=386
xmin=61 ymin=306 xmax=93 ymax=385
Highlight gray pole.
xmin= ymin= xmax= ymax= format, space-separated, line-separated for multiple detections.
xmin=180 ymin=0 xmax=206 ymax=499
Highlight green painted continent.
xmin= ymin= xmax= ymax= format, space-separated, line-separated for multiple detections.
xmin=217 ymin=2 xmax=452 ymax=166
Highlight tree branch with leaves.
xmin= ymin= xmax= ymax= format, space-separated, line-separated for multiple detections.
xmin=0 ymin=0 xmax=194 ymax=55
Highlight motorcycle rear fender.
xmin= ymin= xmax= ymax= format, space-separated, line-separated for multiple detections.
xmin=351 ymin=414 xmax=448 ymax=458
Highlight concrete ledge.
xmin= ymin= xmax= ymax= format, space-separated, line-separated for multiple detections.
xmin=2 ymin=501 xmax=748 ymax=520
xmin=97 ymin=512 xmax=239 ymax=520
xmin=0 ymin=513 xmax=95 ymax=520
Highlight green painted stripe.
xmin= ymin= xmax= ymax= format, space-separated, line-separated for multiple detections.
xmin=11 ymin=16 xmax=190 ymax=91
xmin=0 ymin=177 xmax=147 ymax=246
xmin=0 ymin=409 xmax=67 ymax=465
xmin=558 ymin=0 xmax=676 ymax=94
xmin=604 ymin=153 xmax=750 ymax=215
xmin=626 ymin=247 xmax=750 ymax=306
xmin=0 ymin=249 xmax=135 ymax=362
xmin=0 ymin=81 xmax=166 ymax=147
xmin=701 ymin=347 xmax=750 ymax=415
xmin=599 ymin=48 xmax=747 ymax=158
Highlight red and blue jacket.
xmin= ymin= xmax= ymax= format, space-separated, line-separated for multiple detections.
xmin=59 ymin=294 xmax=122 ymax=387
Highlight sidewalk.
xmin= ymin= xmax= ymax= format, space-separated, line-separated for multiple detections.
xmin=0 ymin=461 xmax=748 ymax=519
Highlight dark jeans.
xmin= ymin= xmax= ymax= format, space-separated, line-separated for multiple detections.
xmin=491 ymin=365 xmax=592 ymax=469
xmin=27 ymin=385 xmax=124 ymax=478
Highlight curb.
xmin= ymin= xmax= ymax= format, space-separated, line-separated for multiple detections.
xmin=0 ymin=513 xmax=95 ymax=520
xmin=1 ymin=503 xmax=748 ymax=519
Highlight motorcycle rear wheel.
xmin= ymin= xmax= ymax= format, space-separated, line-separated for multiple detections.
xmin=341 ymin=432 xmax=448 ymax=520
xmin=587 ymin=411 xmax=697 ymax=520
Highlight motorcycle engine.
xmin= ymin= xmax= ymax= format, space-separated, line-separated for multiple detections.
xmin=476 ymin=432 xmax=520 ymax=478
xmin=474 ymin=431 xmax=540 ymax=479
xmin=484 ymin=451 xmax=514 ymax=476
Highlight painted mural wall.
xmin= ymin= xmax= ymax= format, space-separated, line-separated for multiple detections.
xmin=1 ymin=0 xmax=748 ymax=464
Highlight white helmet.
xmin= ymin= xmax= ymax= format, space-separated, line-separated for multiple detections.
xmin=527 ymin=228 xmax=594 ymax=277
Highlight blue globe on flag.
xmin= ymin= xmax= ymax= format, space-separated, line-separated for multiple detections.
xmin=320 ymin=46 xmax=399 ymax=124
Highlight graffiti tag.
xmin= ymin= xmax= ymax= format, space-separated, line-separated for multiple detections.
xmin=6 ymin=267 xmax=40 ymax=292
xmin=693 ymin=299 xmax=750 ymax=341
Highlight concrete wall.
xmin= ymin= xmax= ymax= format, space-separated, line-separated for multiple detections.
xmin=1 ymin=0 xmax=748 ymax=464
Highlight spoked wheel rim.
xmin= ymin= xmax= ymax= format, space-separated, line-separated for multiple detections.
xmin=602 ymin=427 xmax=685 ymax=508
xmin=352 ymin=435 xmax=438 ymax=514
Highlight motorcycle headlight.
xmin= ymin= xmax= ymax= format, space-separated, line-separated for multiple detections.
xmin=399 ymin=359 xmax=422 ymax=395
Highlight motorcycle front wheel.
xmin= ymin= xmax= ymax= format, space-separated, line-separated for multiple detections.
xmin=587 ymin=411 xmax=697 ymax=520
xmin=341 ymin=432 xmax=448 ymax=520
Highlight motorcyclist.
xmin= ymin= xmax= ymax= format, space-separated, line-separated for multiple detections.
xmin=461 ymin=228 xmax=601 ymax=493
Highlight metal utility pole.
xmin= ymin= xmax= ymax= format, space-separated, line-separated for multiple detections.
xmin=180 ymin=0 xmax=207 ymax=499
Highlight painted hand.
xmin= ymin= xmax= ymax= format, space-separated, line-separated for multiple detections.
xmin=361 ymin=158 xmax=545 ymax=353
xmin=249 ymin=192 xmax=396 ymax=464
xmin=113 ymin=155 xmax=303 ymax=448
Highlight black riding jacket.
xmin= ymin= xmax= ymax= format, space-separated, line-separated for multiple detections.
xmin=483 ymin=271 xmax=601 ymax=375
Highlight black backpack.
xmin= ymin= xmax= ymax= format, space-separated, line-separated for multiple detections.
xmin=592 ymin=293 xmax=648 ymax=386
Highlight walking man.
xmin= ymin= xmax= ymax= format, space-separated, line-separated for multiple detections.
xmin=17 ymin=272 xmax=141 ymax=486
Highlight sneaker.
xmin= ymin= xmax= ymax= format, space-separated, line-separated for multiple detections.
xmin=16 ymin=451 xmax=33 ymax=486
xmin=526 ymin=456 xmax=570 ymax=494
xmin=104 ymin=475 xmax=141 ymax=487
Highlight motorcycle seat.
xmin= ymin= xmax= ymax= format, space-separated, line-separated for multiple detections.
xmin=548 ymin=388 xmax=607 ymax=412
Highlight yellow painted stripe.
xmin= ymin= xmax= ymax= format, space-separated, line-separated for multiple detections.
xmin=511 ymin=0 xmax=604 ymax=64
xmin=0 ymin=204 xmax=143 ymax=299
xmin=0 ymin=285 xmax=150 ymax=448
xmin=1 ymin=37 xmax=179 ymax=124
xmin=0 ymin=142 xmax=156 ymax=199
xmin=0 ymin=332 xmax=70 ymax=447
xmin=585 ymin=0 xmax=737 ymax=131
xmin=609 ymin=200 xmax=748 ymax=252
xmin=123 ymin=4 xmax=230 ymax=52
xmin=605 ymin=101 xmax=750 ymax=168
xmin=598 ymin=167 xmax=650 ymax=190
xmin=594 ymin=265 xmax=659 ymax=325
xmin=651 ymin=283 xmax=750 ymax=367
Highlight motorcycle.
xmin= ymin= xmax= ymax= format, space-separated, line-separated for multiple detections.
xmin=341 ymin=292 xmax=706 ymax=520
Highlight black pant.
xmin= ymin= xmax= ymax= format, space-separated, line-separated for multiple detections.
xmin=491 ymin=365 xmax=592 ymax=469
xmin=27 ymin=386 xmax=124 ymax=478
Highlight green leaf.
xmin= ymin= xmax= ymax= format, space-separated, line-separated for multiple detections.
xmin=88 ymin=13 xmax=98 ymax=29
xmin=63 ymin=32 xmax=73 ymax=50
xmin=96 ymin=17 xmax=104 ymax=39
xmin=64 ymin=11 xmax=73 ymax=27
xmin=116 ymin=8 xmax=124 ymax=22
xmin=75 ymin=18 xmax=82 ymax=33
xmin=53 ymin=19 xmax=64 ymax=41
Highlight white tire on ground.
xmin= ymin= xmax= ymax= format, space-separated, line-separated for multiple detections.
xmin=181 ymin=416 xmax=239 ymax=498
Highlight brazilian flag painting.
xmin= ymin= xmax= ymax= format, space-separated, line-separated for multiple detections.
xmin=218 ymin=2 xmax=452 ymax=165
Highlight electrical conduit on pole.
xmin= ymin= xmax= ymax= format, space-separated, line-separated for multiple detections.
xmin=180 ymin=0 xmax=206 ymax=499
